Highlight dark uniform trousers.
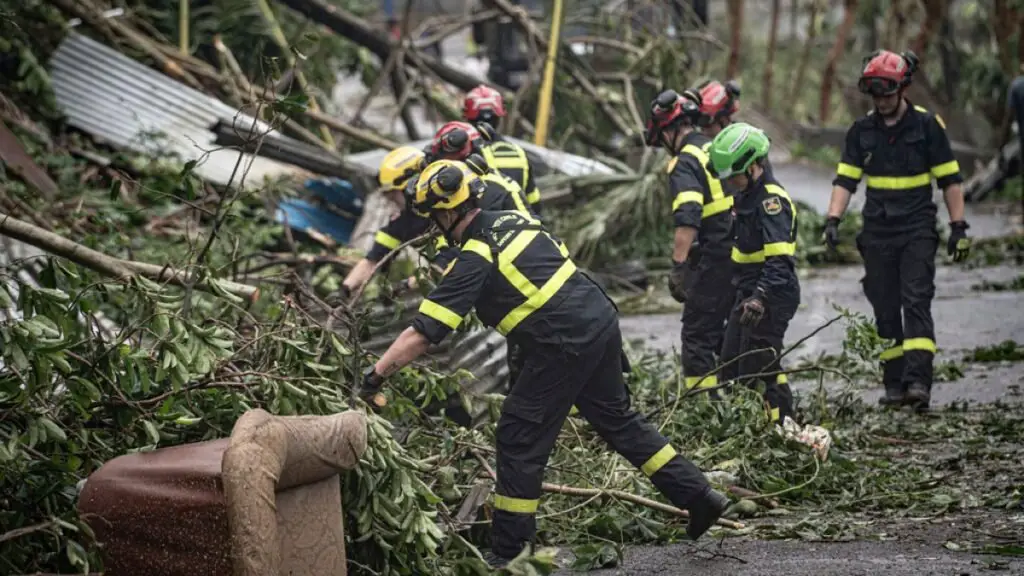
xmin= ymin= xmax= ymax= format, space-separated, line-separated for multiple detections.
xmin=680 ymin=253 xmax=734 ymax=391
xmin=856 ymin=228 xmax=938 ymax=392
xmin=720 ymin=286 xmax=798 ymax=423
xmin=492 ymin=323 xmax=710 ymax=558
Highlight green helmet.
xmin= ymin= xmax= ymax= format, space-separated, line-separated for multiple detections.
xmin=707 ymin=122 xmax=770 ymax=179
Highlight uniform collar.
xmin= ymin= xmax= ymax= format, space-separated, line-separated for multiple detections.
xmin=460 ymin=211 xmax=486 ymax=244
xmin=872 ymin=98 xmax=916 ymax=130
xmin=679 ymin=130 xmax=704 ymax=150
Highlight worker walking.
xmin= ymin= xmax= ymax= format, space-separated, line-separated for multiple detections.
xmin=709 ymin=123 xmax=798 ymax=424
xmin=645 ymin=89 xmax=735 ymax=393
xmin=462 ymin=85 xmax=544 ymax=212
xmin=824 ymin=50 xmax=970 ymax=412
xmin=357 ymin=162 xmax=729 ymax=567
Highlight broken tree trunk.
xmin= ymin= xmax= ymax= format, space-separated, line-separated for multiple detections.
xmin=819 ymin=0 xmax=859 ymax=124
xmin=0 ymin=212 xmax=259 ymax=301
xmin=275 ymin=0 xmax=494 ymax=94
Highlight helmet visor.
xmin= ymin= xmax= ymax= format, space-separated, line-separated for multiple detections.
xmin=858 ymin=76 xmax=899 ymax=96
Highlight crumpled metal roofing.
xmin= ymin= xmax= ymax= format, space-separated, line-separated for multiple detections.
xmin=49 ymin=33 xmax=302 ymax=188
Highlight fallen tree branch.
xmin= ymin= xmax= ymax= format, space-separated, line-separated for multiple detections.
xmin=0 ymin=211 xmax=259 ymax=301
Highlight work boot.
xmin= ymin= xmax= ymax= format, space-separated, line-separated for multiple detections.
xmin=686 ymin=488 xmax=730 ymax=540
xmin=878 ymin=385 xmax=905 ymax=408
xmin=904 ymin=382 xmax=931 ymax=412
xmin=481 ymin=550 xmax=511 ymax=569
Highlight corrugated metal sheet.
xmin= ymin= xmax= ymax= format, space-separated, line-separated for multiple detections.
xmin=345 ymin=137 xmax=616 ymax=178
xmin=49 ymin=33 xmax=301 ymax=188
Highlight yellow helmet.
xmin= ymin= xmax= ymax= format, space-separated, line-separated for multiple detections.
xmin=377 ymin=146 xmax=426 ymax=192
xmin=412 ymin=160 xmax=486 ymax=217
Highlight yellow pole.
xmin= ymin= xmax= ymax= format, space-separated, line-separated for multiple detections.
xmin=533 ymin=0 xmax=565 ymax=146
xmin=179 ymin=0 xmax=189 ymax=55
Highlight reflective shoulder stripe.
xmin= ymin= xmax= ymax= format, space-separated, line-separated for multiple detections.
xmin=526 ymin=189 xmax=541 ymax=204
xmin=418 ymin=299 xmax=463 ymax=329
xmin=462 ymin=238 xmax=493 ymax=262
xmin=374 ymin=230 xmax=401 ymax=250
xmin=682 ymin=143 xmax=726 ymax=204
xmin=913 ymin=105 xmax=928 ymax=113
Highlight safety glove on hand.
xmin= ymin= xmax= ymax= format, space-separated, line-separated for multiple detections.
xmin=739 ymin=289 xmax=767 ymax=326
xmin=668 ymin=260 xmax=689 ymax=303
xmin=355 ymin=364 xmax=388 ymax=410
xmin=822 ymin=216 xmax=841 ymax=250
xmin=948 ymin=221 xmax=971 ymax=263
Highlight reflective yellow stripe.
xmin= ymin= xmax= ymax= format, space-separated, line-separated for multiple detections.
xmin=493 ymin=494 xmax=539 ymax=514
xmin=769 ymin=407 xmax=781 ymax=422
xmin=374 ymin=231 xmax=401 ymax=250
xmin=930 ymin=160 xmax=960 ymax=179
xmin=903 ymin=337 xmax=936 ymax=354
xmin=685 ymin=375 xmax=718 ymax=390
xmin=666 ymin=156 xmax=678 ymax=173
xmin=436 ymin=236 xmax=450 ymax=248
xmin=836 ymin=162 xmax=863 ymax=180
xmin=672 ymin=191 xmax=704 ymax=211
xmin=682 ymin=144 xmax=726 ymax=202
xmin=485 ymin=173 xmax=530 ymax=214
xmin=498 ymin=230 xmax=541 ymax=297
xmin=776 ymin=373 xmax=788 ymax=384
xmin=442 ymin=260 xmax=456 ymax=276
xmin=526 ymin=189 xmax=541 ymax=204
xmin=557 ymin=241 xmax=570 ymax=257
xmin=731 ymin=246 xmax=765 ymax=264
xmin=879 ymin=345 xmax=903 ymax=361
xmin=418 ymin=299 xmax=463 ymax=329
xmin=764 ymin=242 xmax=796 ymax=257
xmin=640 ymin=444 xmax=677 ymax=477
xmin=866 ymin=174 xmax=932 ymax=189
xmin=569 ymin=405 xmax=580 ymax=416
xmin=462 ymin=239 xmax=493 ymax=262
xmin=702 ymin=195 xmax=733 ymax=218
xmin=497 ymin=260 xmax=577 ymax=334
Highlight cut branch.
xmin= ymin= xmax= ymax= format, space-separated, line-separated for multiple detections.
xmin=0 ymin=211 xmax=259 ymax=301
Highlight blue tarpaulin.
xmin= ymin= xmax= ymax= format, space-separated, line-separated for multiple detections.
xmin=274 ymin=178 xmax=364 ymax=245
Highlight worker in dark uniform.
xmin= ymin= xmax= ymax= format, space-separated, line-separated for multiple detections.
xmin=356 ymin=161 xmax=729 ymax=567
xmin=823 ymin=50 xmax=970 ymax=412
xmin=462 ymin=85 xmax=544 ymax=212
xmin=708 ymin=123 xmax=798 ymax=424
xmin=644 ymin=89 xmax=734 ymax=393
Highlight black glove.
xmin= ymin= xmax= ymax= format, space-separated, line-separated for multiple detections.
xmin=326 ymin=284 xmax=352 ymax=307
xmin=356 ymin=364 xmax=387 ymax=409
xmin=739 ymin=290 xmax=766 ymax=326
xmin=668 ymin=260 xmax=689 ymax=303
xmin=822 ymin=216 xmax=841 ymax=250
xmin=947 ymin=221 xmax=971 ymax=262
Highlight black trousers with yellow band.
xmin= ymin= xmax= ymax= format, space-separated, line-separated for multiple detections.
xmin=680 ymin=256 xmax=735 ymax=392
xmin=856 ymin=228 xmax=938 ymax=392
xmin=491 ymin=323 xmax=710 ymax=558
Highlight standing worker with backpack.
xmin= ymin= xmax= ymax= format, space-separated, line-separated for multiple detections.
xmin=645 ymin=89 xmax=735 ymax=393
xmin=823 ymin=50 xmax=970 ymax=412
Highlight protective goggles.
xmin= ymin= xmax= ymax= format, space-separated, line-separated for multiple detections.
xmin=858 ymin=77 xmax=899 ymax=97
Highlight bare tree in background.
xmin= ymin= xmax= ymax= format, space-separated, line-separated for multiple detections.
xmin=763 ymin=0 xmax=781 ymax=111
xmin=726 ymin=0 xmax=744 ymax=79
xmin=787 ymin=0 xmax=820 ymax=115
xmin=911 ymin=0 xmax=946 ymax=57
xmin=993 ymin=0 xmax=1021 ymax=79
xmin=820 ymin=0 xmax=859 ymax=123
xmin=789 ymin=0 xmax=799 ymax=43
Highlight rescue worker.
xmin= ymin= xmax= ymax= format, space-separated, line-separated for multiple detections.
xmin=695 ymin=79 xmax=742 ymax=138
xmin=356 ymin=161 xmax=729 ymax=566
xmin=708 ymin=123 xmax=797 ymax=424
xmin=337 ymin=146 xmax=432 ymax=301
xmin=823 ymin=50 xmax=970 ymax=412
xmin=644 ymin=89 xmax=735 ymax=393
xmin=462 ymin=85 xmax=544 ymax=212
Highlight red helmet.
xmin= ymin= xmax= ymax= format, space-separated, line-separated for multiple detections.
xmin=431 ymin=121 xmax=482 ymax=160
xmin=644 ymin=89 xmax=701 ymax=147
xmin=859 ymin=50 xmax=918 ymax=96
xmin=697 ymin=80 xmax=740 ymax=126
xmin=463 ymin=85 xmax=506 ymax=122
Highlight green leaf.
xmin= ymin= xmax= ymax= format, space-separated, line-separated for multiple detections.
xmin=109 ymin=178 xmax=122 ymax=201
xmin=142 ymin=420 xmax=161 ymax=445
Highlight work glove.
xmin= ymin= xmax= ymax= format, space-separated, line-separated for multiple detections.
xmin=668 ymin=260 xmax=689 ymax=303
xmin=738 ymin=290 xmax=766 ymax=326
xmin=326 ymin=284 xmax=352 ymax=307
xmin=947 ymin=221 xmax=971 ymax=262
xmin=355 ymin=364 xmax=388 ymax=410
xmin=822 ymin=216 xmax=841 ymax=250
